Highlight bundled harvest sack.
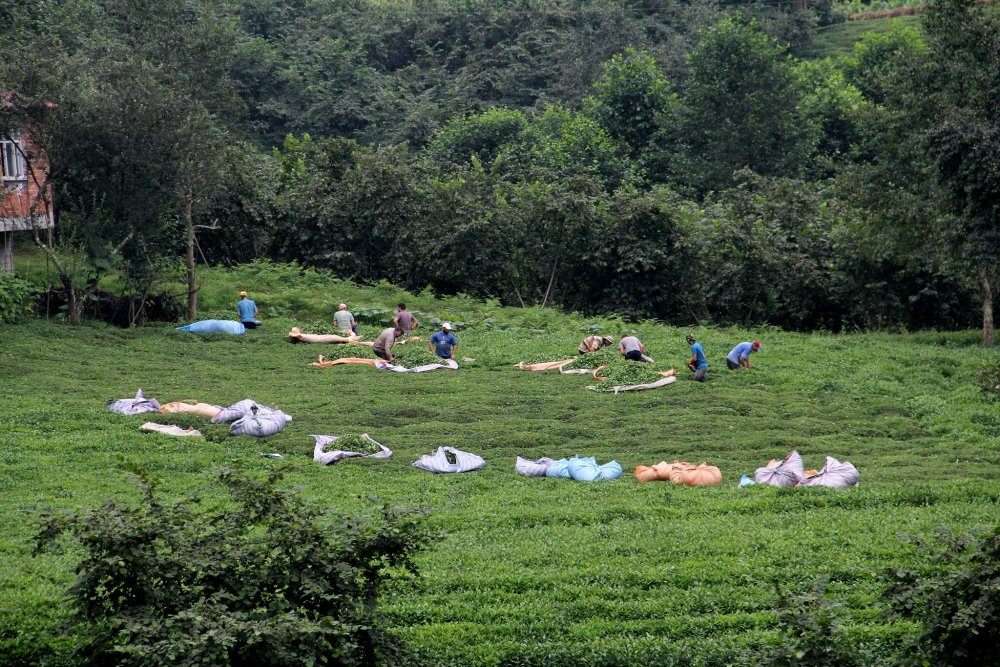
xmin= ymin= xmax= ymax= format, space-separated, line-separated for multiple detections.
xmin=312 ymin=434 xmax=392 ymax=465
xmin=545 ymin=455 xmax=622 ymax=481
xmin=754 ymin=450 xmax=805 ymax=487
xmin=800 ymin=456 xmax=860 ymax=488
xmin=515 ymin=456 xmax=555 ymax=477
xmin=412 ymin=447 xmax=485 ymax=473
xmin=212 ymin=399 xmax=293 ymax=424
xmin=229 ymin=405 xmax=288 ymax=438
xmin=140 ymin=422 xmax=202 ymax=437
xmin=678 ymin=463 xmax=722 ymax=487
xmin=108 ymin=388 xmax=160 ymax=415
xmin=176 ymin=320 xmax=246 ymax=334
xmin=158 ymin=401 xmax=222 ymax=419
xmin=635 ymin=461 xmax=721 ymax=486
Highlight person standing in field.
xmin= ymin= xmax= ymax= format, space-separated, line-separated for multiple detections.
xmin=372 ymin=326 xmax=404 ymax=362
xmin=393 ymin=303 xmax=419 ymax=334
xmin=619 ymin=335 xmax=652 ymax=363
xmin=686 ymin=333 xmax=708 ymax=382
xmin=236 ymin=291 xmax=259 ymax=329
xmin=726 ymin=340 xmax=761 ymax=370
xmin=333 ymin=303 xmax=358 ymax=335
xmin=579 ymin=335 xmax=614 ymax=354
xmin=428 ymin=322 xmax=459 ymax=360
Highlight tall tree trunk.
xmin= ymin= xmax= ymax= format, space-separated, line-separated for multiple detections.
xmin=184 ymin=189 xmax=197 ymax=321
xmin=978 ymin=266 xmax=994 ymax=346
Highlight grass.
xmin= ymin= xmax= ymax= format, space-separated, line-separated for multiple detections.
xmin=798 ymin=14 xmax=922 ymax=60
xmin=2 ymin=262 xmax=999 ymax=665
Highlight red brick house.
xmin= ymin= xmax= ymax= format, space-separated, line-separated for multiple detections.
xmin=1 ymin=129 xmax=54 ymax=273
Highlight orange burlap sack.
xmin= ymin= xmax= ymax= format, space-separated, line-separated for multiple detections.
xmin=678 ymin=463 xmax=722 ymax=487
xmin=634 ymin=466 xmax=661 ymax=483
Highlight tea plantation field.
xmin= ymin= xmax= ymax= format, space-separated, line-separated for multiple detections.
xmin=1 ymin=267 xmax=998 ymax=665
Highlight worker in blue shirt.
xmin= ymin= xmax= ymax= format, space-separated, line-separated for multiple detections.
xmin=726 ymin=341 xmax=761 ymax=370
xmin=686 ymin=333 xmax=708 ymax=382
xmin=236 ymin=291 xmax=259 ymax=329
xmin=428 ymin=322 xmax=458 ymax=360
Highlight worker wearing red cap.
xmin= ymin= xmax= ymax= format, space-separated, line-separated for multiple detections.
xmin=726 ymin=340 xmax=761 ymax=370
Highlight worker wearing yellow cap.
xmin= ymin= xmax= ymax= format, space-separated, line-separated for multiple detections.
xmin=236 ymin=290 xmax=259 ymax=329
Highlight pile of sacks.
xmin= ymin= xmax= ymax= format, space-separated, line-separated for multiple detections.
xmin=108 ymin=389 xmax=292 ymax=438
xmin=634 ymin=461 xmax=722 ymax=486
xmin=516 ymin=455 xmax=622 ymax=481
xmin=752 ymin=450 xmax=859 ymax=488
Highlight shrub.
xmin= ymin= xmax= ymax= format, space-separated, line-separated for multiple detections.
xmin=757 ymin=580 xmax=868 ymax=667
xmin=34 ymin=467 xmax=431 ymax=667
xmin=881 ymin=526 xmax=1000 ymax=667
xmin=975 ymin=359 xmax=1000 ymax=396
xmin=0 ymin=274 xmax=41 ymax=323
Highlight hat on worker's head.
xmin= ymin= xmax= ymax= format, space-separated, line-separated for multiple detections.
xmin=685 ymin=333 xmax=696 ymax=344
xmin=239 ymin=291 xmax=248 ymax=298
xmin=752 ymin=340 xmax=761 ymax=350
xmin=442 ymin=322 xmax=452 ymax=331
xmin=338 ymin=303 xmax=347 ymax=310
xmin=601 ymin=335 xmax=613 ymax=345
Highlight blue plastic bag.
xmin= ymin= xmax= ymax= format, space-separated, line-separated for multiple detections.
xmin=176 ymin=320 xmax=246 ymax=335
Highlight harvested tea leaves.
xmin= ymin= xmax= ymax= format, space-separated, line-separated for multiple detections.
xmin=595 ymin=361 xmax=664 ymax=390
xmin=336 ymin=433 xmax=382 ymax=454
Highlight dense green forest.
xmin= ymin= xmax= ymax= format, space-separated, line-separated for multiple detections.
xmin=1 ymin=0 xmax=998 ymax=340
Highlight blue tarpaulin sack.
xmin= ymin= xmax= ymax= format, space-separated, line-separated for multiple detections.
xmin=545 ymin=458 xmax=572 ymax=478
xmin=568 ymin=455 xmax=602 ymax=481
xmin=176 ymin=320 xmax=246 ymax=335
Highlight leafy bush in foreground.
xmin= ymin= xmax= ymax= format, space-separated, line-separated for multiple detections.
xmin=34 ymin=468 xmax=431 ymax=667
xmin=881 ymin=526 xmax=1000 ymax=667
xmin=758 ymin=581 xmax=868 ymax=667
xmin=975 ymin=359 xmax=1000 ymax=396
xmin=0 ymin=274 xmax=41 ymax=323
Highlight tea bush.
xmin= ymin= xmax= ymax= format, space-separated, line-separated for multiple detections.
xmin=35 ymin=468 xmax=431 ymax=667
xmin=881 ymin=527 xmax=1000 ymax=667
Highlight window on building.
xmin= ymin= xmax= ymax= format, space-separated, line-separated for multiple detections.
xmin=1 ymin=132 xmax=27 ymax=181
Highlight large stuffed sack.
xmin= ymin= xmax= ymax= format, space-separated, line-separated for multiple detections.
xmin=546 ymin=455 xmax=621 ymax=481
xmin=158 ymin=400 xmax=222 ymax=419
xmin=635 ymin=465 xmax=661 ymax=483
xmin=412 ymin=447 xmax=485 ymax=473
xmin=229 ymin=405 xmax=288 ymax=437
xmin=516 ymin=456 xmax=554 ymax=477
xmin=678 ymin=463 xmax=722 ymax=487
xmin=312 ymin=434 xmax=392 ymax=465
xmin=754 ymin=450 xmax=805 ymax=487
xmin=108 ymin=388 xmax=160 ymax=415
xmin=800 ymin=456 xmax=860 ymax=488
xmin=212 ymin=399 xmax=293 ymax=424
xmin=176 ymin=319 xmax=246 ymax=334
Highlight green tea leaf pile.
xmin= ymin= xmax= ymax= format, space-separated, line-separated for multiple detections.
xmin=595 ymin=361 xmax=664 ymax=390
xmin=335 ymin=434 xmax=381 ymax=454
xmin=392 ymin=344 xmax=446 ymax=367
xmin=561 ymin=346 xmax=620 ymax=371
